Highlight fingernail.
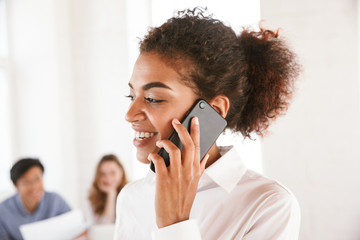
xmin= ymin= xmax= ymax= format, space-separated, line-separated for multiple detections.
xmin=194 ymin=117 xmax=199 ymax=125
xmin=173 ymin=119 xmax=181 ymax=125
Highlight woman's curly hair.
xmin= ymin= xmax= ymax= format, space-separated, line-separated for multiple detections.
xmin=140 ymin=7 xmax=300 ymax=138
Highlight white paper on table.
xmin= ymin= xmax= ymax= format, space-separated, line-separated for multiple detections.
xmin=19 ymin=209 xmax=89 ymax=240
xmin=88 ymin=224 xmax=115 ymax=240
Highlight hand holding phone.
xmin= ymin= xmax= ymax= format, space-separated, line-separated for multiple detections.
xmin=150 ymin=99 xmax=227 ymax=172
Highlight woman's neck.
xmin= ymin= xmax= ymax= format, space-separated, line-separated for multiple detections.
xmin=205 ymin=144 xmax=222 ymax=168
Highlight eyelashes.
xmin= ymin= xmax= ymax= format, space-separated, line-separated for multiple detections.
xmin=125 ymin=95 xmax=135 ymax=101
xmin=144 ymin=97 xmax=164 ymax=103
xmin=125 ymin=95 xmax=164 ymax=104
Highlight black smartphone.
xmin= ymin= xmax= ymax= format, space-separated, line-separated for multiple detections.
xmin=150 ymin=99 xmax=227 ymax=172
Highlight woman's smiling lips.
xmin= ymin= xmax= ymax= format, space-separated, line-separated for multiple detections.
xmin=135 ymin=131 xmax=155 ymax=140
xmin=131 ymin=127 xmax=158 ymax=147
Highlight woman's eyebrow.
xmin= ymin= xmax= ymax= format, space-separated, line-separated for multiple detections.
xmin=128 ymin=82 xmax=173 ymax=91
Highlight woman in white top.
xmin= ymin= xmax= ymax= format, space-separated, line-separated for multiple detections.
xmin=115 ymin=7 xmax=301 ymax=240
xmin=88 ymin=154 xmax=128 ymax=224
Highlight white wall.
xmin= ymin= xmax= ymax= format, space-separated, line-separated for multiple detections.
xmin=260 ymin=0 xmax=360 ymax=239
xmin=6 ymin=0 xmax=137 ymax=209
xmin=70 ymin=0 xmax=161 ymax=193
xmin=7 ymin=0 xmax=79 ymax=205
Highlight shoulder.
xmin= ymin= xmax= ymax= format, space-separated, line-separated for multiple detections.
xmin=239 ymin=170 xmax=300 ymax=211
xmin=244 ymin=170 xmax=296 ymax=195
xmin=0 ymin=195 xmax=17 ymax=224
xmin=44 ymin=191 xmax=66 ymax=202
xmin=116 ymin=176 xmax=153 ymax=207
xmin=43 ymin=191 xmax=71 ymax=212
xmin=118 ymin=178 xmax=147 ymax=198
xmin=0 ymin=194 xmax=16 ymax=211
xmin=228 ymin=170 xmax=301 ymax=238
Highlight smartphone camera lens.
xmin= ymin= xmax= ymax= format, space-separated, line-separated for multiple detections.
xmin=199 ymin=102 xmax=205 ymax=109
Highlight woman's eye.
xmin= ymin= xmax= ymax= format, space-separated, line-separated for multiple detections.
xmin=144 ymin=97 xmax=164 ymax=103
xmin=125 ymin=95 xmax=135 ymax=101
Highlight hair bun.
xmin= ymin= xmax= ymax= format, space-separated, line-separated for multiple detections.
xmin=237 ymin=27 xmax=300 ymax=138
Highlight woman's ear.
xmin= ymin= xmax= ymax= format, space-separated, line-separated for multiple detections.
xmin=209 ymin=95 xmax=230 ymax=118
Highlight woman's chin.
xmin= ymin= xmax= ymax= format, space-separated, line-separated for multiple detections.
xmin=135 ymin=145 xmax=160 ymax=165
xmin=138 ymin=159 xmax=150 ymax=165
xmin=136 ymin=152 xmax=151 ymax=164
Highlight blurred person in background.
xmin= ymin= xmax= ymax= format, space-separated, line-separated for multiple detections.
xmin=88 ymin=154 xmax=128 ymax=225
xmin=0 ymin=158 xmax=71 ymax=240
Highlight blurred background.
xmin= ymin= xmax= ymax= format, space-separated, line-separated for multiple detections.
xmin=0 ymin=0 xmax=359 ymax=239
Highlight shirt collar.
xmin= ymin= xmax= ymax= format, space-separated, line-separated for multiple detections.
xmin=15 ymin=192 xmax=44 ymax=216
xmin=203 ymin=146 xmax=247 ymax=193
xmin=145 ymin=146 xmax=247 ymax=193
xmin=15 ymin=193 xmax=29 ymax=216
xmin=145 ymin=168 xmax=156 ymax=184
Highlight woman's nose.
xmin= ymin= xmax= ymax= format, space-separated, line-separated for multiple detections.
xmin=125 ymin=98 xmax=146 ymax=123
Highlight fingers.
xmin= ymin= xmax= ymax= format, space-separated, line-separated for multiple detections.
xmin=150 ymin=117 xmax=202 ymax=175
xmin=151 ymin=117 xmax=209 ymax=228
xmin=155 ymin=140 xmax=181 ymax=175
xmin=97 ymin=182 xmax=114 ymax=194
xmin=148 ymin=152 xmax=168 ymax=176
xmin=171 ymin=118 xmax=200 ymax=169
xmin=190 ymin=117 xmax=201 ymax=169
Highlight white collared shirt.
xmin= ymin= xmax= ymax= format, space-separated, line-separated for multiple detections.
xmin=114 ymin=146 xmax=300 ymax=240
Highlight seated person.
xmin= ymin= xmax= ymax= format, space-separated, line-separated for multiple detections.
xmin=0 ymin=158 xmax=71 ymax=240
xmin=88 ymin=154 xmax=128 ymax=224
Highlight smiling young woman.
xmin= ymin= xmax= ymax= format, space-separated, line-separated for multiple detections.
xmin=114 ymin=7 xmax=301 ymax=240
xmin=88 ymin=154 xmax=128 ymax=224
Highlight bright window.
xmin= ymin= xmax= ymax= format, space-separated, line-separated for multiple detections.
xmin=0 ymin=70 xmax=12 ymax=187
xmin=0 ymin=0 xmax=13 ymax=196
xmin=0 ymin=0 xmax=8 ymax=58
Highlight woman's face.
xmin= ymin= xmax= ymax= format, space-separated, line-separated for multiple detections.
xmin=125 ymin=53 xmax=198 ymax=164
xmin=98 ymin=161 xmax=124 ymax=188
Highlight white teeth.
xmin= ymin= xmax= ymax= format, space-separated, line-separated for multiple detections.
xmin=135 ymin=131 xmax=155 ymax=140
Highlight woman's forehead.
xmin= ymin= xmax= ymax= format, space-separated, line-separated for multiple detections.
xmin=129 ymin=54 xmax=188 ymax=89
